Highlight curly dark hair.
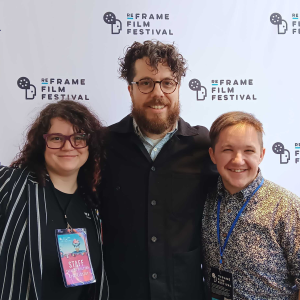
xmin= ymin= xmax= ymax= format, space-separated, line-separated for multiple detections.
xmin=119 ymin=40 xmax=188 ymax=84
xmin=11 ymin=100 xmax=106 ymax=207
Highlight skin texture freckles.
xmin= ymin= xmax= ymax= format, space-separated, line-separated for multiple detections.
xmin=209 ymin=124 xmax=265 ymax=195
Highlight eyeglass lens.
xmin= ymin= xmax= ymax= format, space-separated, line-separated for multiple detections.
xmin=46 ymin=134 xmax=88 ymax=149
xmin=138 ymin=79 xmax=177 ymax=94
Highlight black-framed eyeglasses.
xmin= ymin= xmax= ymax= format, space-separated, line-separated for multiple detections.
xmin=43 ymin=133 xmax=89 ymax=149
xmin=131 ymin=78 xmax=178 ymax=94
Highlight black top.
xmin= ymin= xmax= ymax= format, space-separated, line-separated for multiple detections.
xmin=101 ymin=115 xmax=218 ymax=300
xmin=42 ymin=184 xmax=101 ymax=300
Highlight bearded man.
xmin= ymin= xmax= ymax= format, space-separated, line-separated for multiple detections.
xmin=100 ymin=40 xmax=216 ymax=300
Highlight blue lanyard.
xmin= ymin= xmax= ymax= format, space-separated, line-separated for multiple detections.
xmin=217 ymin=178 xmax=264 ymax=264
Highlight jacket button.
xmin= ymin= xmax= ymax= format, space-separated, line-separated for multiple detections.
xmin=151 ymin=166 xmax=155 ymax=171
xmin=116 ymin=186 xmax=120 ymax=191
xmin=152 ymin=273 xmax=158 ymax=279
xmin=151 ymin=200 xmax=156 ymax=206
xmin=151 ymin=236 xmax=157 ymax=243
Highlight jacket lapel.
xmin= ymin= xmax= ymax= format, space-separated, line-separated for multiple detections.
xmin=110 ymin=115 xmax=152 ymax=164
xmin=130 ymin=134 xmax=152 ymax=163
xmin=154 ymin=118 xmax=199 ymax=166
xmin=27 ymin=178 xmax=47 ymax=300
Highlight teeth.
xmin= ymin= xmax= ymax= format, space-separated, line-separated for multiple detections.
xmin=150 ymin=105 xmax=165 ymax=109
xmin=231 ymin=169 xmax=245 ymax=172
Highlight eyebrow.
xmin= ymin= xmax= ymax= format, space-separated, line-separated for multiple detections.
xmin=138 ymin=77 xmax=152 ymax=81
xmin=221 ymin=144 xmax=256 ymax=149
xmin=137 ymin=76 xmax=174 ymax=81
xmin=221 ymin=144 xmax=233 ymax=149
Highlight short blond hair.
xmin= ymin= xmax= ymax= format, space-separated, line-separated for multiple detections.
xmin=210 ymin=111 xmax=264 ymax=150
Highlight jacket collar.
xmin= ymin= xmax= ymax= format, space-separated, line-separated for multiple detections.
xmin=109 ymin=114 xmax=199 ymax=137
xmin=217 ymin=169 xmax=264 ymax=203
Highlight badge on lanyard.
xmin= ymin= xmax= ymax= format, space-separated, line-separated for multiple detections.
xmin=212 ymin=178 xmax=264 ymax=299
xmin=210 ymin=267 xmax=233 ymax=300
xmin=55 ymin=228 xmax=96 ymax=287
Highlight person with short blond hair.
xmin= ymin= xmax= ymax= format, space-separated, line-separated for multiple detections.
xmin=202 ymin=111 xmax=300 ymax=299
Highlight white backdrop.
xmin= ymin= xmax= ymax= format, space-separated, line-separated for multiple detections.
xmin=1 ymin=0 xmax=300 ymax=195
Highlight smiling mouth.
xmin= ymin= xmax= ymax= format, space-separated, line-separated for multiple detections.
xmin=149 ymin=105 xmax=166 ymax=109
xmin=228 ymin=169 xmax=247 ymax=173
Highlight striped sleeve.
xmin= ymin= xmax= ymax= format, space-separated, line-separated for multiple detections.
xmin=0 ymin=167 xmax=15 ymax=235
xmin=0 ymin=166 xmax=32 ymax=300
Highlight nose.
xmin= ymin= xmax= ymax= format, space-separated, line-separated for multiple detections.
xmin=62 ymin=139 xmax=73 ymax=150
xmin=151 ymin=82 xmax=164 ymax=97
xmin=232 ymin=152 xmax=244 ymax=164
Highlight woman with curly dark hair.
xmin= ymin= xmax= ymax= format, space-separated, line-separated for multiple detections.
xmin=0 ymin=100 xmax=108 ymax=300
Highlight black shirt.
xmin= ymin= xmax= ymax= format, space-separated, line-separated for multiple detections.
xmin=41 ymin=184 xmax=100 ymax=300
xmin=101 ymin=115 xmax=217 ymax=300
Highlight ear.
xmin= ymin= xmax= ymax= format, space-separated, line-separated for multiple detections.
xmin=128 ymin=85 xmax=132 ymax=96
xmin=259 ymin=148 xmax=266 ymax=164
xmin=209 ymin=147 xmax=217 ymax=164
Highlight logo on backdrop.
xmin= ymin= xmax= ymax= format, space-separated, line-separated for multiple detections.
xmin=17 ymin=77 xmax=36 ymax=100
xmin=103 ymin=12 xmax=173 ymax=36
xmin=103 ymin=12 xmax=122 ymax=34
xmin=41 ymin=78 xmax=89 ymax=101
xmin=272 ymin=142 xmax=290 ymax=164
xmin=270 ymin=13 xmax=288 ymax=34
xmin=16 ymin=77 xmax=90 ymax=101
xmin=270 ymin=13 xmax=300 ymax=35
xmin=189 ymin=79 xmax=207 ymax=101
xmin=188 ymin=78 xmax=257 ymax=102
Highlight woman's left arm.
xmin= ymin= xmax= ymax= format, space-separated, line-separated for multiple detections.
xmin=0 ymin=166 xmax=15 ymax=235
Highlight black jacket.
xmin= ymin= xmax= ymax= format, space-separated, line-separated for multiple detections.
xmin=0 ymin=166 xmax=109 ymax=300
xmin=101 ymin=115 xmax=217 ymax=300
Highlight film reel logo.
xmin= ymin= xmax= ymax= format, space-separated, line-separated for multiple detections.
xmin=272 ymin=142 xmax=290 ymax=164
xmin=270 ymin=13 xmax=288 ymax=34
xmin=103 ymin=12 xmax=122 ymax=34
xmin=189 ymin=79 xmax=207 ymax=101
xmin=17 ymin=77 xmax=36 ymax=100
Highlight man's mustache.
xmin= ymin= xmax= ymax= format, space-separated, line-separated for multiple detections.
xmin=144 ymin=98 xmax=168 ymax=107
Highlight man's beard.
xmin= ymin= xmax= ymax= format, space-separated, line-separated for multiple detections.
xmin=131 ymin=97 xmax=180 ymax=135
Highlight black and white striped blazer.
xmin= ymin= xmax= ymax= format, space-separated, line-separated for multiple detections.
xmin=0 ymin=166 xmax=109 ymax=300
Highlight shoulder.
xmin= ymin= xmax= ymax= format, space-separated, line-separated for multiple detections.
xmin=0 ymin=166 xmax=15 ymax=179
xmin=178 ymin=118 xmax=209 ymax=135
xmin=0 ymin=166 xmax=24 ymax=185
xmin=0 ymin=166 xmax=34 ymax=189
xmin=205 ymin=188 xmax=218 ymax=206
xmin=108 ymin=115 xmax=133 ymax=134
xmin=261 ymin=179 xmax=300 ymax=212
xmin=177 ymin=118 xmax=211 ymax=146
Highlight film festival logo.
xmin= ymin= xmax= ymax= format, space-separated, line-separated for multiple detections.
xmin=189 ymin=79 xmax=207 ymax=101
xmin=188 ymin=78 xmax=257 ymax=101
xmin=17 ymin=77 xmax=36 ymax=100
xmin=270 ymin=13 xmax=288 ymax=34
xmin=272 ymin=142 xmax=290 ymax=164
xmin=103 ymin=12 xmax=173 ymax=36
xmin=103 ymin=12 xmax=122 ymax=34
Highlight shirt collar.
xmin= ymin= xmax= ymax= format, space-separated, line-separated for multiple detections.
xmin=217 ymin=169 xmax=264 ymax=202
